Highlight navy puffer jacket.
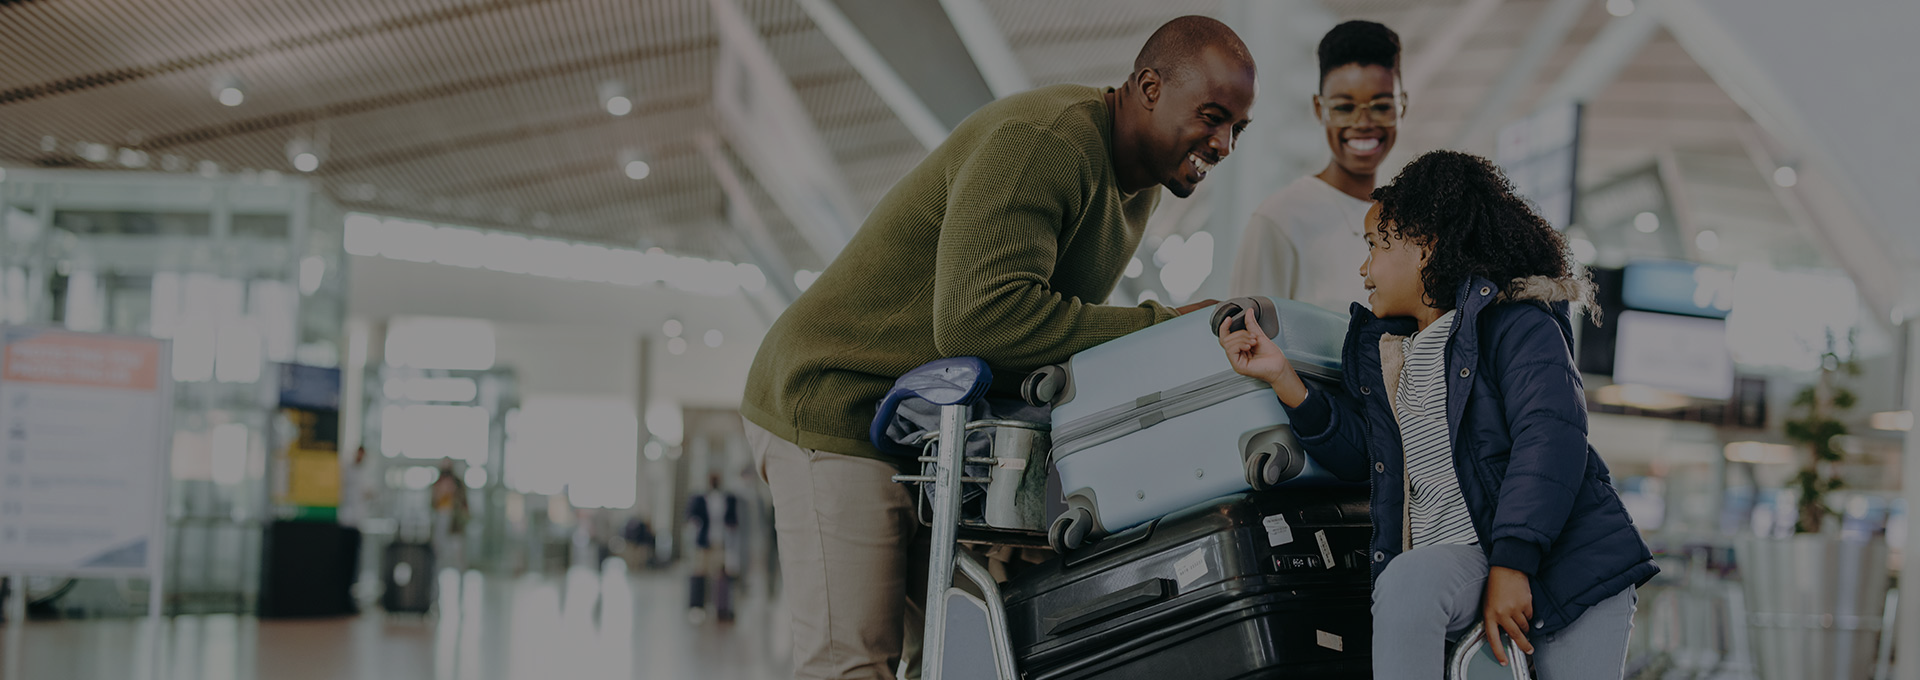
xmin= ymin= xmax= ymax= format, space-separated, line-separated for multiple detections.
xmin=1285 ymin=275 xmax=1659 ymax=635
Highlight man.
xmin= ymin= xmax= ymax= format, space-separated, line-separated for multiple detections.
xmin=686 ymin=473 xmax=740 ymax=623
xmin=741 ymin=16 xmax=1257 ymax=680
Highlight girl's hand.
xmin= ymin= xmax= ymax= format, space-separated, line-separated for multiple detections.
xmin=1482 ymin=566 xmax=1536 ymax=666
xmin=1218 ymin=313 xmax=1309 ymax=407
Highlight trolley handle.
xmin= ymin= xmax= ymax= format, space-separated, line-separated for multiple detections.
xmin=868 ymin=357 xmax=995 ymax=458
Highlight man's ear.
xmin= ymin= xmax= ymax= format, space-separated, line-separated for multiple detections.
xmin=1136 ymin=68 xmax=1162 ymax=110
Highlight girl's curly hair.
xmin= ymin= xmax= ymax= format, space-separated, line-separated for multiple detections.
xmin=1371 ymin=150 xmax=1585 ymax=311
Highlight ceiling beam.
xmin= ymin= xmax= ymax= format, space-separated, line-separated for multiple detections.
xmin=1448 ymin=0 xmax=1590 ymax=151
xmin=1529 ymin=0 xmax=1664 ymax=114
xmin=710 ymin=0 xmax=864 ymax=263
xmin=937 ymin=0 xmax=1032 ymax=99
xmin=699 ymin=133 xmax=801 ymax=308
xmin=1401 ymin=0 xmax=1506 ymax=96
xmin=794 ymin=0 xmax=949 ymax=149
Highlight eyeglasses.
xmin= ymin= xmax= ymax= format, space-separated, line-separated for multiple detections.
xmin=1314 ymin=94 xmax=1407 ymax=128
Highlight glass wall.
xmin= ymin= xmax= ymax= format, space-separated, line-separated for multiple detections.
xmin=0 ymin=168 xmax=345 ymax=615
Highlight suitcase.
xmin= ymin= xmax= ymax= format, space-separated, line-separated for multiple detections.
xmin=381 ymin=542 xmax=435 ymax=614
xmin=1027 ymin=296 xmax=1350 ymax=549
xmin=1003 ymin=488 xmax=1375 ymax=680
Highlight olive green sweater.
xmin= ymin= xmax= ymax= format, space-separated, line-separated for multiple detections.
xmin=742 ymin=84 xmax=1177 ymax=461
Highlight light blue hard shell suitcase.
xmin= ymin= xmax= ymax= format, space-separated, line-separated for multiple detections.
xmin=1024 ymin=296 xmax=1351 ymax=551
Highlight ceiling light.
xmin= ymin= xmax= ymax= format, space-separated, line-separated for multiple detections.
xmin=794 ymin=270 xmax=819 ymax=292
xmin=286 ymin=138 xmax=322 ymax=173
xmin=1606 ymin=0 xmax=1634 ymax=17
xmin=667 ymin=337 xmax=687 ymax=355
xmin=1774 ymin=166 xmax=1798 ymax=188
xmin=212 ymin=74 xmax=246 ymax=107
xmin=1871 ymin=410 xmax=1913 ymax=432
xmin=600 ymin=80 xmax=632 ymax=116
xmin=663 ymin=319 xmax=683 ymax=338
xmin=704 ymin=330 xmax=723 ymax=348
xmin=1695 ymin=230 xmax=1719 ymax=252
xmin=1723 ymin=441 xmax=1796 ymax=465
xmin=1125 ymin=257 xmax=1144 ymax=279
xmin=619 ymin=149 xmax=651 ymax=180
xmin=1633 ymin=212 xmax=1659 ymax=233
xmin=1569 ymin=237 xmax=1597 ymax=265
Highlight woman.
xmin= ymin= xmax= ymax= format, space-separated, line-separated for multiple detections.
xmin=1219 ymin=151 xmax=1658 ymax=679
xmin=1228 ymin=19 xmax=1405 ymax=313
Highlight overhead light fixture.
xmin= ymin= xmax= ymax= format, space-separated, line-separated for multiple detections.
xmin=704 ymin=329 xmax=724 ymax=348
xmin=1606 ymin=0 xmax=1634 ymax=17
xmin=619 ymin=149 xmax=651 ymax=180
xmin=1695 ymin=229 xmax=1720 ymax=252
xmin=286 ymin=138 xmax=321 ymax=173
xmin=1871 ymin=410 xmax=1913 ymax=432
xmin=1774 ymin=166 xmax=1799 ymax=188
xmin=1724 ymin=441 xmax=1796 ymax=465
xmin=662 ymin=319 xmax=683 ymax=338
xmin=667 ymin=337 xmax=687 ymax=355
xmin=600 ymin=80 xmax=632 ymax=116
xmin=211 ymin=74 xmax=246 ymax=107
xmin=1633 ymin=212 xmax=1659 ymax=234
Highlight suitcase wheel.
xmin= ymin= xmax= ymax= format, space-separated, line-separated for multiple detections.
xmin=1245 ymin=442 xmax=1307 ymax=491
xmin=1048 ymin=506 xmax=1094 ymax=552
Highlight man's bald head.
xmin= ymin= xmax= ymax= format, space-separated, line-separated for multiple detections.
xmin=1133 ymin=15 xmax=1255 ymax=84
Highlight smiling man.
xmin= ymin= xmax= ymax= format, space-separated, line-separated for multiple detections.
xmin=741 ymin=15 xmax=1256 ymax=680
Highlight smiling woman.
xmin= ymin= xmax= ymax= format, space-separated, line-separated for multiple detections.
xmin=1230 ymin=20 xmax=1406 ymax=315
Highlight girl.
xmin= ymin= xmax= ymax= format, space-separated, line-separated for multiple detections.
xmin=1219 ymin=151 xmax=1658 ymax=679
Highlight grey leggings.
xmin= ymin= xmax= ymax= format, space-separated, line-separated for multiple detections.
xmin=1372 ymin=544 xmax=1637 ymax=680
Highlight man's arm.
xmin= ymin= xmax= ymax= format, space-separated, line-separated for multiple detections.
xmin=931 ymin=123 xmax=1174 ymax=368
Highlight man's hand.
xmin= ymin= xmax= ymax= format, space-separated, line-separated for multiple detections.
xmin=1173 ymin=299 xmax=1220 ymax=316
xmin=1482 ymin=566 xmax=1536 ymax=667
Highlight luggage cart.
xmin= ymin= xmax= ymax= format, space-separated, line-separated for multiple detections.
xmin=870 ymin=357 xmax=1045 ymax=680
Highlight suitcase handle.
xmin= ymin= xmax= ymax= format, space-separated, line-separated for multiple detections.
xmin=1043 ymin=577 xmax=1175 ymax=636
xmin=1209 ymin=296 xmax=1279 ymax=339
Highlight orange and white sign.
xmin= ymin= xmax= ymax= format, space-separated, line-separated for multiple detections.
xmin=3 ymin=330 xmax=161 ymax=390
xmin=0 ymin=326 xmax=171 ymax=576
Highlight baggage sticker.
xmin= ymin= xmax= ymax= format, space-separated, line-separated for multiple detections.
xmin=1316 ymin=630 xmax=1344 ymax=651
xmin=1262 ymin=514 xmax=1295 ymax=547
xmin=1315 ymin=530 xmax=1335 ymax=569
xmin=1173 ymin=548 xmax=1209 ymax=589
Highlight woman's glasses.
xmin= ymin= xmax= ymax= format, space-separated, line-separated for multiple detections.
xmin=1314 ymin=94 xmax=1407 ymax=128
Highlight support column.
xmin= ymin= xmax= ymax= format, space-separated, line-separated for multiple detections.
xmin=1896 ymin=319 xmax=1920 ymax=680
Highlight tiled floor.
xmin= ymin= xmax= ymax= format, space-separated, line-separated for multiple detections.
xmin=1 ymin=563 xmax=790 ymax=680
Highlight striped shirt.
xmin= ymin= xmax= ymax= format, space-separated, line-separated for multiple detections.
xmin=1396 ymin=310 xmax=1478 ymax=547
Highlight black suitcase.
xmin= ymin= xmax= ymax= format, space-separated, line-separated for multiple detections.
xmin=1004 ymin=488 xmax=1374 ymax=680
xmin=382 ymin=542 xmax=436 ymax=614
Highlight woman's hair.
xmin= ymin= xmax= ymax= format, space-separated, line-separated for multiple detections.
xmin=1370 ymin=150 xmax=1583 ymax=310
xmin=1317 ymin=20 xmax=1400 ymax=87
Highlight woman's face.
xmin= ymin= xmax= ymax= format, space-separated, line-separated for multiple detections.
xmin=1317 ymin=63 xmax=1400 ymax=178
xmin=1360 ymin=203 xmax=1429 ymax=317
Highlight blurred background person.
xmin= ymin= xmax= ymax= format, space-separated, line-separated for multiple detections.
xmin=687 ymin=473 xmax=739 ymax=623
xmin=1230 ymin=20 xmax=1405 ymax=313
xmin=431 ymin=457 xmax=471 ymax=575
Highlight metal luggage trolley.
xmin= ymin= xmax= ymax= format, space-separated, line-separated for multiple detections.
xmin=870 ymin=357 xmax=1048 ymax=680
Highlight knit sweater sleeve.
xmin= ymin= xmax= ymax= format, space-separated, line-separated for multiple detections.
xmin=932 ymin=122 xmax=1171 ymax=368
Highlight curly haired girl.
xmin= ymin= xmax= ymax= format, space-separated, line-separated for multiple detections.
xmin=1219 ymin=150 xmax=1658 ymax=679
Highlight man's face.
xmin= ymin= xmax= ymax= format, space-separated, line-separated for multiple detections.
xmin=1138 ymin=47 xmax=1256 ymax=198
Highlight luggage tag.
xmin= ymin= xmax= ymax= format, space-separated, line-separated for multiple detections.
xmin=1173 ymin=548 xmax=1209 ymax=589
xmin=1262 ymin=514 xmax=1295 ymax=547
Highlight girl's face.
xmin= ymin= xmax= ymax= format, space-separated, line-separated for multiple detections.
xmin=1360 ymin=203 xmax=1430 ymax=317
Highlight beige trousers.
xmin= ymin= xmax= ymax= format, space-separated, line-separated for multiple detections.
xmin=746 ymin=420 xmax=927 ymax=680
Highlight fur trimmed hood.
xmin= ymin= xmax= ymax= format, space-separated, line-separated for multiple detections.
xmin=1495 ymin=274 xmax=1593 ymax=307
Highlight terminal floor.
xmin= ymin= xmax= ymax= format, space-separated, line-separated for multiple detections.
xmin=1 ymin=564 xmax=792 ymax=680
